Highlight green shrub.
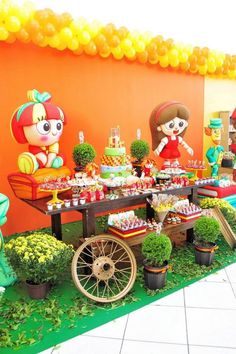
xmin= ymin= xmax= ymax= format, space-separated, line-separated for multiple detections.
xmin=130 ymin=140 xmax=150 ymax=163
xmin=142 ymin=233 xmax=172 ymax=266
xmin=194 ymin=216 xmax=220 ymax=244
xmin=5 ymin=233 xmax=74 ymax=284
xmin=72 ymin=143 xmax=96 ymax=167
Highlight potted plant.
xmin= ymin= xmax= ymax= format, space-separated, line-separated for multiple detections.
xmin=193 ymin=216 xmax=220 ymax=266
xmin=130 ymin=139 xmax=150 ymax=177
xmin=142 ymin=232 xmax=172 ymax=290
xmin=5 ymin=233 xmax=74 ymax=299
xmin=72 ymin=143 xmax=96 ymax=172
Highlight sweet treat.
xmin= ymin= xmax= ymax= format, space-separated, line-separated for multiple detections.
xmin=100 ymin=127 xmax=132 ymax=178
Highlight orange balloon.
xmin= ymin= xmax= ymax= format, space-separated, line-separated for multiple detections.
xmin=147 ymin=42 xmax=157 ymax=55
xmin=180 ymin=62 xmax=190 ymax=72
xmin=94 ymin=33 xmax=106 ymax=47
xmin=193 ymin=46 xmax=201 ymax=56
xmin=26 ymin=19 xmax=41 ymax=34
xmin=73 ymin=46 xmax=84 ymax=56
xmin=43 ymin=23 xmax=56 ymax=36
xmin=137 ymin=51 xmax=148 ymax=64
xmin=166 ymin=38 xmax=174 ymax=49
xmin=84 ymin=41 xmax=97 ymax=56
xmin=189 ymin=54 xmax=198 ymax=64
xmin=58 ymin=12 xmax=73 ymax=29
xmin=153 ymin=35 xmax=163 ymax=45
xmin=108 ymin=34 xmax=120 ymax=47
xmin=117 ymin=26 xmax=128 ymax=40
xmin=198 ymin=55 xmax=207 ymax=66
xmin=202 ymin=47 xmax=209 ymax=56
xmin=16 ymin=28 xmax=30 ymax=43
xmin=99 ymin=43 xmax=111 ymax=58
xmin=32 ymin=32 xmax=45 ymax=45
xmin=34 ymin=10 xmax=50 ymax=25
xmin=157 ymin=44 xmax=168 ymax=56
xmin=102 ymin=23 xmax=115 ymax=38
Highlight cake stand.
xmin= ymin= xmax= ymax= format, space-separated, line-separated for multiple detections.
xmin=185 ymin=167 xmax=206 ymax=181
xmin=39 ymin=187 xmax=71 ymax=205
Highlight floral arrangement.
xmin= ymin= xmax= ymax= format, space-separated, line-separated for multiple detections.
xmin=5 ymin=233 xmax=74 ymax=284
xmin=147 ymin=193 xmax=178 ymax=212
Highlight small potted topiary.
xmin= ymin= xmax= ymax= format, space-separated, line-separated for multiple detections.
xmin=193 ymin=216 xmax=220 ymax=266
xmin=142 ymin=232 xmax=172 ymax=290
xmin=130 ymin=139 xmax=150 ymax=177
xmin=72 ymin=143 xmax=96 ymax=172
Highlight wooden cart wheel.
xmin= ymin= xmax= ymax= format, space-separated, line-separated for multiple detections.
xmin=71 ymin=234 xmax=137 ymax=303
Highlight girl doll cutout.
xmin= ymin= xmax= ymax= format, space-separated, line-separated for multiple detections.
xmin=149 ymin=101 xmax=193 ymax=168
xmin=11 ymin=89 xmax=66 ymax=175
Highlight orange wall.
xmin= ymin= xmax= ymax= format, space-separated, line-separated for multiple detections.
xmin=0 ymin=41 xmax=204 ymax=236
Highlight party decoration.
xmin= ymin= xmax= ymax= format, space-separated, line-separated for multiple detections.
xmin=11 ymin=89 xmax=67 ymax=174
xmin=149 ymin=101 xmax=194 ymax=168
xmin=205 ymin=118 xmax=224 ymax=177
xmin=0 ymin=193 xmax=17 ymax=287
xmin=1 ymin=0 xmax=236 ymax=79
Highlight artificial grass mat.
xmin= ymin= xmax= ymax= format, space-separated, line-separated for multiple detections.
xmin=1 ymin=230 xmax=236 ymax=354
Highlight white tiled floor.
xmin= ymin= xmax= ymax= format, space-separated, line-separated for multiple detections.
xmin=40 ymin=262 xmax=236 ymax=354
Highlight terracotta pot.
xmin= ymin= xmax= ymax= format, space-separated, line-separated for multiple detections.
xmin=25 ymin=281 xmax=51 ymax=299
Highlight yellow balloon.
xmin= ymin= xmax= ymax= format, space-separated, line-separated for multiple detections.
xmin=78 ymin=30 xmax=91 ymax=45
xmin=159 ymin=55 xmax=169 ymax=68
xmin=111 ymin=46 xmax=124 ymax=60
xmin=179 ymin=51 xmax=188 ymax=63
xmin=68 ymin=37 xmax=79 ymax=51
xmin=121 ymin=38 xmax=132 ymax=51
xmin=198 ymin=65 xmax=207 ymax=75
xmin=170 ymin=57 xmax=179 ymax=67
xmin=86 ymin=20 xmax=101 ymax=38
xmin=0 ymin=26 xmax=8 ymax=40
xmin=5 ymin=15 xmax=21 ymax=32
xmin=227 ymin=70 xmax=236 ymax=79
xmin=133 ymin=40 xmax=145 ymax=53
xmin=57 ymin=42 xmax=67 ymax=51
xmin=169 ymin=48 xmax=178 ymax=60
xmin=208 ymin=63 xmax=216 ymax=73
xmin=185 ymin=45 xmax=193 ymax=55
xmin=0 ymin=3 xmax=9 ymax=20
xmin=48 ymin=35 xmax=60 ymax=48
xmin=59 ymin=27 xmax=73 ymax=43
xmin=124 ymin=47 xmax=136 ymax=59
xmin=70 ymin=17 xmax=87 ymax=33
xmin=148 ymin=54 xmax=159 ymax=64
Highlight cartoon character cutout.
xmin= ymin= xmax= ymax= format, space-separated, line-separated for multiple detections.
xmin=149 ymin=101 xmax=193 ymax=168
xmin=11 ymin=89 xmax=66 ymax=175
xmin=205 ymin=118 xmax=224 ymax=177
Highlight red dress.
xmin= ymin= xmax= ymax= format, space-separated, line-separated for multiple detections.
xmin=160 ymin=136 xmax=180 ymax=159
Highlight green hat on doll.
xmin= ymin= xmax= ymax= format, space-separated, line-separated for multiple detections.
xmin=208 ymin=118 xmax=222 ymax=129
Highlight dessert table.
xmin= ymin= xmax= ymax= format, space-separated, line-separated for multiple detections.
xmin=21 ymin=185 xmax=199 ymax=243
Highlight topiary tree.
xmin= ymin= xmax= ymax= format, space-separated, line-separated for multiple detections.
xmin=130 ymin=139 xmax=150 ymax=163
xmin=194 ymin=216 xmax=220 ymax=245
xmin=72 ymin=143 xmax=96 ymax=168
xmin=142 ymin=233 xmax=172 ymax=267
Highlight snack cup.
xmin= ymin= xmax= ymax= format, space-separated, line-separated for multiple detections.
xmin=80 ymin=197 xmax=86 ymax=205
xmin=72 ymin=198 xmax=79 ymax=206
xmin=64 ymin=199 xmax=71 ymax=208
xmin=56 ymin=202 xmax=62 ymax=209
xmin=47 ymin=203 xmax=53 ymax=211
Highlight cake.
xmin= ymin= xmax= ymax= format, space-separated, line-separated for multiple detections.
xmin=100 ymin=127 xmax=132 ymax=178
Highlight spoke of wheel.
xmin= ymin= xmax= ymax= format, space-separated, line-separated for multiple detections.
xmin=106 ymin=243 xmax=124 ymax=259
xmin=112 ymin=274 xmax=128 ymax=287
xmin=113 ymin=251 xmax=130 ymax=264
xmin=101 ymin=240 xmax=109 ymax=256
xmin=76 ymin=263 xmax=93 ymax=269
xmin=110 ymin=274 xmax=122 ymax=292
xmin=77 ymin=256 xmax=92 ymax=267
xmin=104 ymin=279 xmax=116 ymax=297
xmin=80 ymin=248 xmax=95 ymax=259
xmin=90 ymin=278 xmax=101 ymax=296
xmin=79 ymin=273 xmax=94 ymax=287
xmin=85 ymin=280 xmax=99 ymax=293
xmin=114 ymin=269 xmax=131 ymax=280
xmin=82 ymin=245 xmax=94 ymax=256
